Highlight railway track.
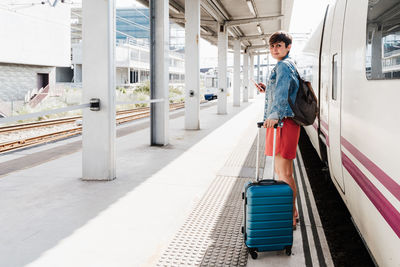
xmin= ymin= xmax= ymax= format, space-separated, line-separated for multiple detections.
xmin=0 ymin=102 xmax=186 ymax=153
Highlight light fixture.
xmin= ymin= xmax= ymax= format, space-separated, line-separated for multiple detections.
xmin=169 ymin=5 xmax=180 ymax=14
xmin=257 ymin=24 xmax=263 ymax=34
xmin=246 ymin=0 xmax=256 ymax=17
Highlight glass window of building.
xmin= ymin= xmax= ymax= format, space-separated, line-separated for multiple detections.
xmin=366 ymin=0 xmax=400 ymax=79
xmin=116 ymin=8 xmax=150 ymax=41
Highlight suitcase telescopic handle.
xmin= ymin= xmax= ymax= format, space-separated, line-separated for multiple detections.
xmin=257 ymin=122 xmax=280 ymax=128
xmin=255 ymin=121 xmax=283 ymax=182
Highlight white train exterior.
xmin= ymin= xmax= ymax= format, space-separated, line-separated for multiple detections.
xmin=203 ymin=69 xmax=232 ymax=101
xmin=299 ymin=0 xmax=400 ymax=266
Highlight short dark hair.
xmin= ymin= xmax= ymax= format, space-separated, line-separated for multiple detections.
xmin=269 ymin=31 xmax=292 ymax=47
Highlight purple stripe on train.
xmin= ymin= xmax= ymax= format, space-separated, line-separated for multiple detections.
xmin=342 ymin=152 xmax=400 ymax=239
xmin=320 ymin=128 xmax=329 ymax=147
xmin=320 ymin=119 xmax=329 ymax=131
xmin=319 ymin=119 xmax=329 ymax=146
xmin=310 ymin=119 xmax=399 ymax=235
xmin=312 ymin=121 xmax=318 ymax=131
xmin=341 ymin=137 xmax=400 ymax=202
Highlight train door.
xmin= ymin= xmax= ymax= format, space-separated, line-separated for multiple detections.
xmin=328 ymin=0 xmax=347 ymax=192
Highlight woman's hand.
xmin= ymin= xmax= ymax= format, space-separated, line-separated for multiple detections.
xmin=257 ymin=82 xmax=266 ymax=93
xmin=263 ymin=119 xmax=279 ymax=128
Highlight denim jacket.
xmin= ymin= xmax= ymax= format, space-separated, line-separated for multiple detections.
xmin=263 ymin=54 xmax=299 ymax=120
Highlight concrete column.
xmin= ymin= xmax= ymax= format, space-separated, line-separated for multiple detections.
xmin=243 ymin=51 xmax=249 ymax=102
xmin=184 ymin=0 xmax=200 ymax=129
xmin=73 ymin=64 xmax=77 ymax=83
xmin=150 ymin=0 xmax=169 ymax=145
xmin=127 ymin=67 xmax=130 ymax=84
xmin=82 ymin=0 xmax=116 ymax=180
xmin=49 ymin=67 xmax=56 ymax=90
xmin=249 ymin=54 xmax=254 ymax=99
xmin=74 ymin=64 xmax=82 ymax=83
xmin=257 ymin=55 xmax=260 ymax=83
xmin=217 ymin=23 xmax=227 ymax=115
xmin=233 ymin=39 xmax=241 ymax=107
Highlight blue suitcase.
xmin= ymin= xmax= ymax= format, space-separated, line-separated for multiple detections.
xmin=242 ymin=122 xmax=293 ymax=259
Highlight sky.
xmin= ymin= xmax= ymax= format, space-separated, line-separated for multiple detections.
xmin=289 ymin=0 xmax=330 ymax=34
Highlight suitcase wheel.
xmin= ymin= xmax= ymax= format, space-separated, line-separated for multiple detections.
xmin=248 ymin=248 xmax=258 ymax=259
xmin=285 ymin=245 xmax=292 ymax=256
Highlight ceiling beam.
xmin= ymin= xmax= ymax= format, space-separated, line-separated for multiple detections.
xmin=247 ymin=44 xmax=268 ymax=52
xmin=201 ymin=0 xmax=225 ymax=22
xmin=170 ymin=17 xmax=217 ymax=27
xmin=136 ymin=0 xmax=185 ymax=15
xmin=377 ymin=3 xmax=400 ymax=23
xmin=227 ymin=28 xmax=238 ymax=38
xmin=226 ymin=15 xmax=283 ymax=27
xmin=204 ymin=0 xmax=230 ymax=20
xmin=251 ymin=52 xmax=269 ymax=56
xmin=239 ymin=33 xmax=271 ymax=41
xmin=135 ymin=0 xmax=149 ymax=7
xmin=246 ymin=0 xmax=258 ymax=17
xmin=169 ymin=0 xmax=185 ymax=14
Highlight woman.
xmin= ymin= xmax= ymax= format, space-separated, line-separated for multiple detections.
xmin=258 ymin=31 xmax=300 ymax=229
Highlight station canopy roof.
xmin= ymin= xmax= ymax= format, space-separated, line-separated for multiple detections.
xmin=137 ymin=0 xmax=294 ymax=53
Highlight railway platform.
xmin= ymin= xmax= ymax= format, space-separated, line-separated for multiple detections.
xmin=0 ymin=95 xmax=333 ymax=267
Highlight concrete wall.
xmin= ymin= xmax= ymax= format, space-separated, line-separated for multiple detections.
xmin=56 ymin=67 xmax=74 ymax=82
xmin=116 ymin=68 xmax=129 ymax=85
xmin=72 ymin=43 xmax=82 ymax=65
xmin=72 ymin=43 xmax=184 ymax=84
xmin=0 ymin=3 xmax=70 ymax=67
xmin=0 ymin=63 xmax=55 ymax=102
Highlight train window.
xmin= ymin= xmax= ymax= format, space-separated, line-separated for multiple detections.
xmin=332 ymin=54 xmax=338 ymax=100
xmin=366 ymin=0 xmax=400 ymax=80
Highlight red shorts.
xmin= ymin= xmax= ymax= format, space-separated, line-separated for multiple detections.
xmin=265 ymin=118 xmax=300 ymax=160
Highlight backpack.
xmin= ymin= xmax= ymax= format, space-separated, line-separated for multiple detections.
xmin=288 ymin=69 xmax=318 ymax=126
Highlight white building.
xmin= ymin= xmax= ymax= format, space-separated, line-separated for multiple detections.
xmin=70 ymin=7 xmax=185 ymax=86
xmin=0 ymin=1 xmax=70 ymax=116
xmin=72 ymin=38 xmax=185 ymax=86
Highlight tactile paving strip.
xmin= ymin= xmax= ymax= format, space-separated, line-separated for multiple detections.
xmin=221 ymin=128 xmax=266 ymax=170
xmin=243 ymin=128 xmax=266 ymax=168
xmin=156 ymin=176 xmax=251 ymax=267
xmin=217 ymin=127 xmax=266 ymax=179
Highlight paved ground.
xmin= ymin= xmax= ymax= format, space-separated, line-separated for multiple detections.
xmin=0 ymin=95 xmax=333 ymax=267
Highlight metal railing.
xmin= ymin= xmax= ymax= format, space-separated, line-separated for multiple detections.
xmin=0 ymin=98 xmax=165 ymax=125
xmin=29 ymin=85 xmax=50 ymax=108
xmin=0 ymin=103 xmax=91 ymax=125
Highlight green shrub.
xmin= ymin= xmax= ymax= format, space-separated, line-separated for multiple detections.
xmin=135 ymin=81 xmax=150 ymax=94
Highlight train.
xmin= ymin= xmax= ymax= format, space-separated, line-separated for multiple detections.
xmin=203 ymin=68 xmax=232 ymax=101
xmin=298 ymin=0 xmax=400 ymax=266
